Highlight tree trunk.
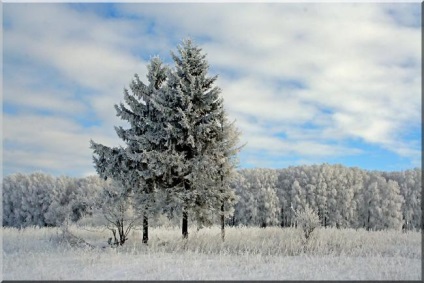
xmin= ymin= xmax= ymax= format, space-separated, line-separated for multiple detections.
xmin=220 ymin=166 xmax=225 ymax=242
xmin=118 ymin=219 xmax=126 ymax=245
xmin=182 ymin=207 xmax=188 ymax=239
xmin=112 ymin=228 xmax=118 ymax=245
xmin=367 ymin=209 xmax=370 ymax=231
xmin=142 ymin=213 xmax=149 ymax=244
xmin=221 ymin=201 xmax=225 ymax=242
xmin=182 ymin=180 xmax=189 ymax=239
xmin=280 ymin=208 xmax=284 ymax=227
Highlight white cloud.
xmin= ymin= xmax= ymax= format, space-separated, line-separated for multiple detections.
xmin=220 ymin=77 xmax=318 ymax=124
xmin=3 ymin=113 xmax=122 ymax=176
xmin=127 ymin=3 xmax=420 ymax=165
xmin=4 ymin=64 xmax=87 ymax=116
xmin=3 ymin=4 xmax=145 ymax=176
xmin=3 ymin=3 xmax=421 ymax=176
xmin=4 ymin=4 xmax=148 ymax=93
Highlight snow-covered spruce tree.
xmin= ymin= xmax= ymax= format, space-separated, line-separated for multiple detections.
xmin=90 ymin=57 xmax=168 ymax=244
xmin=154 ymin=39 xmax=239 ymax=239
xmin=214 ymin=111 xmax=242 ymax=240
xmin=188 ymin=109 xmax=241 ymax=239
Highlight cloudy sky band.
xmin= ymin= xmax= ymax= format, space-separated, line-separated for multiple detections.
xmin=3 ymin=2 xmax=421 ymax=178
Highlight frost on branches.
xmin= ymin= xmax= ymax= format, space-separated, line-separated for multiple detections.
xmin=91 ymin=56 xmax=168 ymax=244
xmin=96 ymin=179 xmax=141 ymax=246
xmin=292 ymin=204 xmax=320 ymax=240
xmin=151 ymin=39 xmax=242 ymax=239
xmin=90 ymin=39 xmax=242 ymax=242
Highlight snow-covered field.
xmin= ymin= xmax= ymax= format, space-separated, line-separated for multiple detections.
xmin=2 ymin=225 xmax=421 ymax=280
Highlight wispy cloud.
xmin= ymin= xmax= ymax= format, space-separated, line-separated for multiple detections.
xmin=3 ymin=3 xmax=421 ymax=177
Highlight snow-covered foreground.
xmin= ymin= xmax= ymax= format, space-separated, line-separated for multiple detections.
xmin=2 ymin=225 xmax=421 ymax=280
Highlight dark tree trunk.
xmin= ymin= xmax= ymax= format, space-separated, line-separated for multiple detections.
xmin=182 ymin=208 xmax=188 ymax=239
xmin=324 ymin=212 xmax=327 ymax=228
xmin=142 ymin=213 xmax=149 ymax=244
xmin=280 ymin=208 xmax=284 ymax=227
xmin=118 ymin=219 xmax=126 ymax=245
xmin=221 ymin=201 xmax=225 ymax=242
xmin=367 ymin=210 xmax=370 ymax=231
xmin=182 ymin=180 xmax=189 ymax=239
xmin=220 ymin=166 xmax=225 ymax=241
xmin=112 ymin=228 xmax=118 ymax=245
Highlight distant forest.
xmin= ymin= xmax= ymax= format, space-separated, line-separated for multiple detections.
xmin=230 ymin=164 xmax=421 ymax=231
xmin=2 ymin=164 xmax=421 ymax=231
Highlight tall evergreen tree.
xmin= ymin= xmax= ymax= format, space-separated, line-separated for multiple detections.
xmin=91 ymin=40 xmax=241 ymax=241
xmin=154 ymin=39 xmax=237 ymax=239
xmin=90 ymin=57 xmax=168 ymax=244
xmin=215 ymin=111 xmax=242 ymax=241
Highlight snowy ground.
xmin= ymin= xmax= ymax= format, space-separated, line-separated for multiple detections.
xmin=2 ymin=225 xmax=421 ymax=280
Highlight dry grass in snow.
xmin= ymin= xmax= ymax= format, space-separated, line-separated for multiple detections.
xmin=2 ymin=225 xmax=421 ymax=280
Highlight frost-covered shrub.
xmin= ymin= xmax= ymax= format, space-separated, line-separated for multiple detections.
xmin=294 ymin=205 xmax=320 ymax=240
xmin=96 ymin=179 xmax=142 ymax=246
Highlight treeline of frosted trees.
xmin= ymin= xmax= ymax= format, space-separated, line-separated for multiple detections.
xmin=230 ymin=164 xmax=421 ymax=231
xmin=2 ymin=164 xmax=421 ymax=231
xmin=2 ymin=173 xmax=104 ymax=228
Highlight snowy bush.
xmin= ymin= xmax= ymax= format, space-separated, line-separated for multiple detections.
xmin=293 ymin=204 xmax=320 ymax=240
xmin=96 ymin=179 xmax=142 ymax=246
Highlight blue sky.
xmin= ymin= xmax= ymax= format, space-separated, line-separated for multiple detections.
xmin=3 ymin=2 xmax=421 ymax=178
